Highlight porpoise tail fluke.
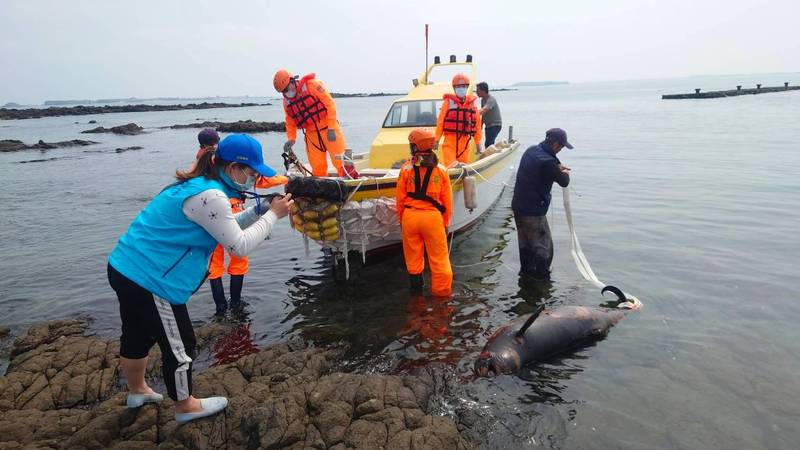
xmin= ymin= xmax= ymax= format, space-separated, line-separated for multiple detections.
xmin=601 ymin=285 xmax=626 ymax=302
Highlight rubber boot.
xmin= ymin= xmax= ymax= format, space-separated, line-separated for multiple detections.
xmin=532 ymin=256 xmax=551 ymax=282
xmin=209 ymin=278 xmax=227 ymax=316
xmin=519 ymin=248 xmax=536 ymax=277
xmin=409 ymin=273 xmax=424 ymax=293
xmin=229 ymin=275 xmax=244 ymax=306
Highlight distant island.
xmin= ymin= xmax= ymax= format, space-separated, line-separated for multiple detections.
xmin=42 ymin=96 xmax=253 ymax=106
xmin=512 ymin=81 xmax=569 ymax=87
xmin=0 ymin=102 xmax=269 ymax=120
xmin=330 ymin=92 xmax=403 ymax=98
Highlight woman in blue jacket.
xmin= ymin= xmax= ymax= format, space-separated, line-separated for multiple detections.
xmin=107 ymin=133 xmax=293 ymax=424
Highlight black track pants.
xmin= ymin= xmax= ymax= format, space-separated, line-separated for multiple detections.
xmin=108 ymin=264 xmax=197 ymax=401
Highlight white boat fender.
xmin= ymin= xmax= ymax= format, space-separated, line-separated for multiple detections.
xmin=463 ymin=176 xmax=478 ymax=212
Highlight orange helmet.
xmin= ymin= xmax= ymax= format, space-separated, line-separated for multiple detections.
xmin=273 ymin=69 xmax=294 ymax=92
xmin=408 ymin=128 xmax=437 ymax=151
xmin=452 ymin=73 xmax=470 ymax=87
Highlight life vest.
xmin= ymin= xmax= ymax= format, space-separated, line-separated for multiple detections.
xmin=109 ymin=176 xmax=239 ymax=304
xmin=284 ymin=73 xmax=328 ymax=130
xmin=406 ymin=165 xmax=447 ymax=214
xmin=441 ymin=93 xmax=477 ymax=136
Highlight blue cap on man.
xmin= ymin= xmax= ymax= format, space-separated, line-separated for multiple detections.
xmin=216 ymin=134 xmax=277 ymax=177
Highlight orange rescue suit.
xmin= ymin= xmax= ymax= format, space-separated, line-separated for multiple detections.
xmin=209 ymin=175 xmax=288 ymax=279
xmin=396 ymin=161 xmax=453 ymax=297
xmin=283 ymin=73 xmax=345 ymax=177
xmin=435 ymin=93 xmax=482 ymax=167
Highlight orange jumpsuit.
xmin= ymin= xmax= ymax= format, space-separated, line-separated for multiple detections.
xmin=208 ymin=175 xmax=288 ymax=279
xmin=435 ymin=93 xmax=482 ymax=167
xmin=283 ymin=73 xmax=345 ymax=177
xmin=396 ymin=161 xmax=453 ymax=297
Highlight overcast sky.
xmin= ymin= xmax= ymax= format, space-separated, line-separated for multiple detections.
xmin=2 ymin=0 xmax=798 ymax=104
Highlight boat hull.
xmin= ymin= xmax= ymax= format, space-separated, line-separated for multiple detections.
xmin=290 ymin=141 xmax=520 ymax=254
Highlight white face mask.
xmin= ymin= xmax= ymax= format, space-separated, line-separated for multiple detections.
xmin=233 ymin=167 xmax=256 ymax=191
xmin=454 ymin=87 xmax=468 ymax=98
xmin=284 ymin=86 xmax=296 ymax=99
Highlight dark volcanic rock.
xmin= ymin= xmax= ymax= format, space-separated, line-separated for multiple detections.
xmin=115 ymin=146 xmax=144 ymax=153
xmin=81 ymin=123 xmax=144 ymax=135
xmin=167 ymin=119 xmax=285 ymax=133
xmin=0 ymin=139 xmax=98 ymax=152
xmin=0 ymin=102 xmax=267 ymax=120
xmin=0 ymin=140 xmax=26 ymax=152
xmin=0 ymin=319 xmax=474 ymax=449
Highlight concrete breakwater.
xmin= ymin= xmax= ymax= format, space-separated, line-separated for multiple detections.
xmin=662 ymin=82 xmax=799 ymax=99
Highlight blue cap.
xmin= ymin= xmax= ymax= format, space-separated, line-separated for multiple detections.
xmin=216 ymin=134 xmax=277 ymax=177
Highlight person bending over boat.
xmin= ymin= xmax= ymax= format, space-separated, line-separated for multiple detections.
xmin=435 ymin=73 xmax=482 ymax=167
xmin=511 ymin=128 xmax=572 ymax=281
xmin=107 ymin=133 xmax=293 ymax=424
xmin=273 ymin=69 xmax=346 ymax=177
xmin=396 ymin=128 xmax=453 ymax=296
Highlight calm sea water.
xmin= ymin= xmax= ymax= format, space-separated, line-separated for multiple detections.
xmin=1 ymin=74 xmax=799 ymax=449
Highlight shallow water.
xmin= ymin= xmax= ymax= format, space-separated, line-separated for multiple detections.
xmin=1 ymin=74 xmax=799 ymax=448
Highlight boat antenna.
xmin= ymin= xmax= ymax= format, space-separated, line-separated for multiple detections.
xmin=424 ymin=24 xmax=429 ymax=83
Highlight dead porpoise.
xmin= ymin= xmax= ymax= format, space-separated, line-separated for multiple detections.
xmin=475 ymin=286 xmax=640 ymax=377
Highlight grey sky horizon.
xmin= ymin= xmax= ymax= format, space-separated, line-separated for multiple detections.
xmin=2 ymin=0 xmax=798 ymax=104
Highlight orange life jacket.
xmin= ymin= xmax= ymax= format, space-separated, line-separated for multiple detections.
xmin=403 ymin=161 xmax=447 ymax=214
xmin=441 ymin=93 xmax=477 ymax=136
xmin=284 ymin=73 xmax=328 ymax=130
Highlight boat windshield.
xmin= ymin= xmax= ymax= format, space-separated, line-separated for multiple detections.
xmin=382 ymin=100 xmax=442 ymax=128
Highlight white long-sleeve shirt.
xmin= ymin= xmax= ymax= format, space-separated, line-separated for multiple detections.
xmin=182 ymin=189 xmax=276 ymax=257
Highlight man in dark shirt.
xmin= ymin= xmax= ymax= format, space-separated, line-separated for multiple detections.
xmin=511 ymin=128 xmax=572 ymax=281
xmin=476 ymin=82 xmax=502 ymax=147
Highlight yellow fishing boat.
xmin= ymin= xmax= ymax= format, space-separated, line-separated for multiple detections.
xmin=287 ymin=55 xmax=520 ymax=270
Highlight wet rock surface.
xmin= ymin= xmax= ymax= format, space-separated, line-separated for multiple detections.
xmin=167 ymin=120 xmax=286 ymax=133
xmin=0 ymin=139 xmax=98 ymax=152
xmin=81 ymin=123 xmax=144 ymax=135
xmin=0 ymin=320 xmax=476 ymax=449
xmin=0 ymin=102 xmax=266 ymax=120
xmin=115 ymin=146 xmax=144 ymax=153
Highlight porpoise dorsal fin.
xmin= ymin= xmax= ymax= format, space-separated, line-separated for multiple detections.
xmin=515 ymin=304 xmax=546 ymax=338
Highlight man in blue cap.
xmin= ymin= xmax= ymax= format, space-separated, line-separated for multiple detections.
xmin=511 ymin=128 xmax=572 ymax=281
xmin=107 ymin=133 xmax=292 ymax=425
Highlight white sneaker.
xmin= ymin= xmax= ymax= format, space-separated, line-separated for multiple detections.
xmin=175 ymin=397 xmax=229 ymax=425
xmin=126 ymin=392 xmax=164 ymax=408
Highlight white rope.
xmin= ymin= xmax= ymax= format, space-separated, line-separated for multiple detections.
xmin=447 ymin=168 xmax=467 ymax=257
xmin=467 ymin=163 xmax=511 ymax=188
xmin=562 ymin=186 xmax=641 ymax=308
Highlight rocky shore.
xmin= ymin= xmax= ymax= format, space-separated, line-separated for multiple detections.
xmin=167 ymin=120 xmax=286 ymax=133
xmin=0 ymin=103 xmax=268 ymax=120
xmin=0 ymin=319 xmax=474 ymax=449
xmin=0 ymin=139 xmax=98 ymax=152
xmin=81 ymin=123 xmax=144 ymax=135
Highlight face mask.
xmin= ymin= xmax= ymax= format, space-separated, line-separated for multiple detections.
xmin=236 ymin=168 xmax=256 ymax=191
xmin=221 ymin=168 xmax=255 ymax=192
xmin=284 ymin=86 xmax=296 ymax=99
xmin=454 ymin=87 xmax=468 ymax=97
